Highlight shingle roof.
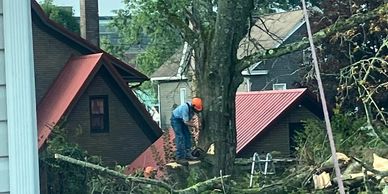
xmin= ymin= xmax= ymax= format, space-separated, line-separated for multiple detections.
xmin=31 ymin=0 xmax=149 ymax=82
xmin=238 ymin=10 xmax=305 ymax=58
xmin=236 ymin=88 xmax=320 ymax=153
xmin=150 ymin=47 xmax=184 ymax=78
xmin=151 ymin=10 xmax=305 ymax=80
xmin=37 ymin=53 xmax=162 ymax=149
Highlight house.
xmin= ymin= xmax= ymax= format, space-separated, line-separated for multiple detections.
xmin=128 ymin=89 xmax=323 ymax=171
xmin=150 ymin=44 xmax=195 ymax=129
xmin=238 ymin=10 xmax=307 ymax=91
xmin=32 ymin=0 xmax=162 ymax=166
xmin=235 ymin=88 xmax=323 ymax=157
xmin=151 ymin=10 xmax=308 ymax=129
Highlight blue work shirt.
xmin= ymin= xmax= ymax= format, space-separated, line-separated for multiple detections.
xmin=172 ymin=102 xmax=193 ymax=122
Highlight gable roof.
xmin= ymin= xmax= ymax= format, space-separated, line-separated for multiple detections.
xmin=151 ymin=10 xmax=305 ymax=80
xmin=37 ymin=53 xmax=163 ymax=149
xmin=237 ymin=10 xmax=305 ymax=59
xmin=236 ymin=88 xmax=322 ymax=153
xmin=31 ymin=0 xmax=148 ymax=82
xmin=150 ymin=47 xmax=185 ymax=79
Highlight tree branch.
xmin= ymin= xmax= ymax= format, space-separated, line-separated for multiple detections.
xmin=237 ymin=3 xmax=388 ymax=72
xmin=156 ymin=1 xmax=198 ymax=44
xmin=352 ymin=156 xmax=388 ymax=178
xmin=54 ymin=154 xmax=230 ymax=194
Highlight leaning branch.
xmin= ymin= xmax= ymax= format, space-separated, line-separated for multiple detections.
xmin=237 ymin=3 xmax=388 ymax=72
xmin=54 ymin=154 xmax=229 ymax=194
xmin=352 ymin=156 xmax=388 ymax=178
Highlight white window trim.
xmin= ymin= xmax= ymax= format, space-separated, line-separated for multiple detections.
xmin=180 ymin=88 xmax=186 ymax=105
xmin=273 ymin=83 xmax=287 ymax=90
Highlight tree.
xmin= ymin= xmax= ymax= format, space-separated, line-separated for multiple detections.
xmin=114 ymin=0 xmax=387 ymax=175
xmin=40 ymin=0 xmax=79 ymax=33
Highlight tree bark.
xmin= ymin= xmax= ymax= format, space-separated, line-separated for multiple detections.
xmin=195 ymin=0 xmax=253 ymax=176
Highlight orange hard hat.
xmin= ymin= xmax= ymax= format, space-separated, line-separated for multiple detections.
xmin=192 ymin=97 xmax=203 ymax=112
xmin=144 ymin=166 xmax=154 ymax=174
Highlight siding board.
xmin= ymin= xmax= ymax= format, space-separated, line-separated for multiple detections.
xmin=0 ymin=52 xmax=4 ymax=84
xmin=0 ymin=86 xmax=6 ymax=120
xmin=0 ymin=158 xmax=9 ymax=192
xmin=0 ymin=122 xmax=7 ymax=156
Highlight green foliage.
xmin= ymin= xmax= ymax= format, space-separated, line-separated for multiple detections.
xmin=108 ymin=0 xmax=183 ymax=77
xmin=295 ymin=112 xmax=384 ymax=165
xmin=40 ymin=126 xmax=96 ymax=194
xmin=40 ymin=0 xmax=79 ymax=33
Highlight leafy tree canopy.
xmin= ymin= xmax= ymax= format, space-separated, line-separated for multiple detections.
xmin=40 ymin=0 xmax=80 ymax=34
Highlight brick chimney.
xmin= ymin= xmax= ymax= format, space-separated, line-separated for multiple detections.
xmin=80 ymin=0 xmax=99 ymax=46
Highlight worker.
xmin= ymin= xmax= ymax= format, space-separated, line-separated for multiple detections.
xmin=170 ymin=97 xmax=203 ymax=165
xmin=143 ymin=166 xmax=157 ymax=179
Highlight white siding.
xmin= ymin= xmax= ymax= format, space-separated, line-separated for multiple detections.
xmin=0 ymin=122 xmax=7 ymax=156
xmin=0 ymin=0 xmax=8 ymax=192
xmin=0 ymin=158 xmax=9 ymax=193
xmin=3 ymin=0 xmax=39 ymax=193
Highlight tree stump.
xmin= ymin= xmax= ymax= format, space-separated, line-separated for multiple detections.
xmin=165 ymin=160 xmax=211 ymax=189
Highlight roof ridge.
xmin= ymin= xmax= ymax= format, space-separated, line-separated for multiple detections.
xmin=237 ymin=88 xmax=307 ymax=95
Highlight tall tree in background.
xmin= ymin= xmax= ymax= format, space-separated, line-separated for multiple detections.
xmin=306 ymin=0 xmax=387 ymax=108
xmin=40 ymin=0 xmax=80 ymax=33
xmin=111 ymin=0 xmax=387 ymax=174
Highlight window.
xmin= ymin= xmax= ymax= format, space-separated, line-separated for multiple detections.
xmin=90 ymin=96 xmax=109 ymax=133
xmin=180 ymin=88 xmax=186 ymax=105
xmin=273 ymin=83 xmax=287 ymax=90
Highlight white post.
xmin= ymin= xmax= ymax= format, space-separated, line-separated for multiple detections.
xmin=4 ymin=0 xmax=40 ymax=193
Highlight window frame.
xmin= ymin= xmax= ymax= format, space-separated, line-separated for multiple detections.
xmin=89 ymin=95 xmax=109 ymax=133
xmin=179 ymin=88 xmax=186 ymax=105
xmin=273 ymin=83 xmax=287 ymax=90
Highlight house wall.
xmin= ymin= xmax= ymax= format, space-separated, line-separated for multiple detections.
xmin=2 ymin=1 xmax=40 ymax=192
xmin=65 ymin=73 xmax=151 ymax=165
xmin=237 ymin=103 xmax=319 ymax=158
xmin=249 ymin=25 xmax=308 ymax=91
xmin=0 ymin=1 xmax=9 ymax=192
xmin=158 ymin=80 xmax=193 ymax=129
xmin=32 ymin=23 xmax=82 ymax=103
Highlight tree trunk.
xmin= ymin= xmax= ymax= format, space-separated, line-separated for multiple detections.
xmin=195 ymin=0 xmax=252 ymax=176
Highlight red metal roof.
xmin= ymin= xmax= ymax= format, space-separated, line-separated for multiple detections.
xmin=126 ymin=128 xmax=175 ymax=174
xmin=236 ymin=88 xmax=307 ymax=153
xmin=37 ymin=53 xmax=163 ymax=149
xmin=37 ymin=54 xmax=103 ymax=148
xmin=127 ymin=89 xmax=318 ymax=170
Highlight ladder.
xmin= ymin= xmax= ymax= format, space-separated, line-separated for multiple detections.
xmin=249 ymin=152 xmax=276 ymax=188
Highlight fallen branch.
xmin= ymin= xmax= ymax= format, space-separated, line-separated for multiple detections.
xmin=237 ymin=3 xmax=388 ymax=71
xmin=54 ymin=154 xmax=230 ymax=194
xmin=352 ymin=157 xmax=388 ymax=178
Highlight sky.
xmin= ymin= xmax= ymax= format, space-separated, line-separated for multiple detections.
xmin=52 ymin=0 xmax=125 ymax=16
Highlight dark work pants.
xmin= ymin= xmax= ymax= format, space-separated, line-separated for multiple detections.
xmin=171 ymin=117 xmax=192 ymax=159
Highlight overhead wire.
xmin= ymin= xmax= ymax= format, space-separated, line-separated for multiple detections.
xmin=300 ymin=0 xmax=346 ymax=193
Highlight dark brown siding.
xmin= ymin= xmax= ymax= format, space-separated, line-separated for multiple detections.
xmin=158 ymin=80 xmax=193 ymax=129
xmin=250 ymin=25 xmax=307 ymax=91
xmin=65 ymin=74 xmax=151 ymax=165
xmin=32 ymin=23 xmax=82 ymax=103
xmin=238 ymin=104 xmax=319 ymax=158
